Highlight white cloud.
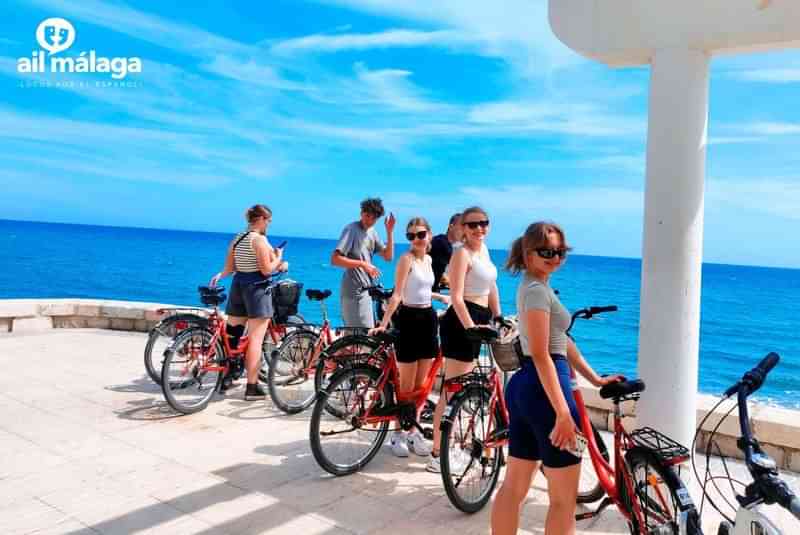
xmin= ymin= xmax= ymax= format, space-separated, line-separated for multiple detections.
xmin=731 ymin=69 xmax=800 ymax=83
xmin=315 ymin=0 xmax=582 ymax=77
xmin=271 ymin=28 xmax=469 ymax=55
xmin=746 ymin=122 xmax=800 ymax=136
xmin=352 ymin=62 xmax=441 ymax=112
xmin=708 ymin=177 xmax=800 ymax=221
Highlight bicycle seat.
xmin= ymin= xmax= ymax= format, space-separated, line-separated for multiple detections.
xmin=364 ymin=286 xmax=393 ymax=301
xmin=465 ymin=326 xmax=499 ymax=342
xmin=198 ymin=286 xmax=226 ymax=307
xmin=373 ymin=328 xmax=400 ymax=345
xmin=306 ymin=289 xmax=332 ymax=301
xmin=599 ymin=379 xmax=645 ymax=400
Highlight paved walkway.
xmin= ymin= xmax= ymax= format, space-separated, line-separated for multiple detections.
xmin=1 ymin=329 xmax=798 ymax=534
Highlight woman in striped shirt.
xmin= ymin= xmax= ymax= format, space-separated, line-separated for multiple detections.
xmin=210 ymin=204 xmax=287 ymax=400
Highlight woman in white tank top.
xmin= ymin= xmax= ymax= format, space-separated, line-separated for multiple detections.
xmin=427 ymin=206 xmax=502 ymax=473
xmin=371 ymin=217 xmax=448 ymax=458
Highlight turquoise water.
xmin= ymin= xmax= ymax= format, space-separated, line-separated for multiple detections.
xmin=2 ymin=218 xmax=798 ymax=408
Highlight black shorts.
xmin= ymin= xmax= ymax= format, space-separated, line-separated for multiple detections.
xmin=506 ymin=356 xmax=581 ymax=468
xmin=439 ymin=301 xmax=492 ymax=362
xmin=226 ymin=272 xmax=274 ymax=319
xmin=395 ymin=305 xmax=439 ymax=363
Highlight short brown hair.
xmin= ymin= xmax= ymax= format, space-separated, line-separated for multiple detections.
xmin=360 ymin=198 xmax=385 ymax=218
xmin=506 ymin=222 xmax=571 ymax=275
xmin=245 ymin=204 xmax=272 ymax=223
xmin=460 ymin=206 xmax=488 ymax=223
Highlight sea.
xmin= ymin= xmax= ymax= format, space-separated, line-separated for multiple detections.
xmin=2 ymin=219 xmax=799 ymax=409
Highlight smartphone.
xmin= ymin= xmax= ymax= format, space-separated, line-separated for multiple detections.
xmin=567 ymin=432 xmax=588 ymax=458
xmin=276 ymin=240 xmax=287 ymax=250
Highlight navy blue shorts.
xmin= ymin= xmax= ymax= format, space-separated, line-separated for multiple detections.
xmin=505 ymin=356 xmax=581 ymax=468
xmin=226 ymin=272 xmax=273 ymax=319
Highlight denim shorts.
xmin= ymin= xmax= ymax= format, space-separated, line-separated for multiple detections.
xmin=226 ymin=272 xmax=273 ymax=319
xmin=505 ymin=356 xmax=582 ymax=468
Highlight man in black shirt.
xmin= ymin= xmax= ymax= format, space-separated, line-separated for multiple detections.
xmin=430 ymin=212 xmax=463 ymax=291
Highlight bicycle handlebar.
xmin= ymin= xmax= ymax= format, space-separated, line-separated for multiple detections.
xmin=589 ymin=305 xmax=618 ymax=314
xmin=567 ymin=305 xmax=618 ymax=334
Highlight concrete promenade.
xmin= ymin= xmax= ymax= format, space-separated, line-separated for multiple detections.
xmin=2 ymin=329 xmax=798 ymax=534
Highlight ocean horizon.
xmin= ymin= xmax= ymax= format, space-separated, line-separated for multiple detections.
xmin=3 ymin=218 xmax=799 ymax=409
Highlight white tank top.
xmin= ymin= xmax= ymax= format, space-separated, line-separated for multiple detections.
xmin=463 ymin=245 xmax=497 ymax=297
xmin=402 ymin=256 xmax=434 ymax=306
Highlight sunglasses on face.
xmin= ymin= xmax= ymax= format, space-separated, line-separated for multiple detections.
xmin=464 ymin=220 xmax=490 ymax=230
xmin=406 ymin=230 xmax=428 ymax=241
xmin=536 ymin=248 xmax=568 ymax=259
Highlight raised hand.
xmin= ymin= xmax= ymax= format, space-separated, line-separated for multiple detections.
xmin=384 ymin=212 xmax=396 ymax=234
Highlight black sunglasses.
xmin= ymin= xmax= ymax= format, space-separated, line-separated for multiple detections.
xmin=406 ymin=230 xmax=428 ymax=241
xmin=536 ymin=248 xmax=568 ymax=259
xmin=464 ymin=219 xmax=490 ymax=230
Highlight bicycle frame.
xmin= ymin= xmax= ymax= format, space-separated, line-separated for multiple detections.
xmin=359 ymin=345 xmax=444 ymax=427
xmin=196 ymin=308 xmax=289 ymax=374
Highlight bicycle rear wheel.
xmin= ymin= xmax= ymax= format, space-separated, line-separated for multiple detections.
xmin=267 ymin=329 xmax=320 ymax=413
xmin=622 ymin=447 xmax=702 ymax=535
xmin=144 ymin=314 xmax=207 ymax=385
xmin=440 ymin=386 xmax=504 ymax=514
xmin=314 ymin=334 xmax=382 ymax=395
xmin=161 ymin=328 xmax=224 ymax=414
xmin=576 ymin=423 xmax=609 ymax=504
xmin=259 ymin=314 xmax=305 ymax=382
xmin=309 ymin=366 xmax=390 ymax=476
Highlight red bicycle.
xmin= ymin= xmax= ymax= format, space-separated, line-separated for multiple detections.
xmin=569 ymin=306 xmax=704 ymax=534
xmin=309 ymin=328 xmax=442 ymax=476
xmin=160 ymin=285 xmax=296 ymax=414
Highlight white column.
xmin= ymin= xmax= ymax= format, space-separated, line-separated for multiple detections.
xmin=636 ymin=48 xmax=710 ymax=449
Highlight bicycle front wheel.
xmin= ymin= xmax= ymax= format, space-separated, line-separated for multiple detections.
xmin=622 ymin=447 xmax=702 ymax=535
xmin=144 ymin=314 xmax=207 ymax=385
xmin=161 ymin=328 xmax=224 ymax=414
xmin=309 ymin=366 xmax=390 ymax=476
xmin=440 ymin=386 xmax=504 ymax=514
xmin=576 ymin=423 xmax=610 ymax=504
xmin=267 ymin=329 xmax=320 ymax=414
xmin=314 ymin=334 xmax=382 ymax=395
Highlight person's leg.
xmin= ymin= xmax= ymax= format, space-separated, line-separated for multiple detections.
xmin=430 ymin=358 xmax=474 ymax=458
xmin=396 ymin=361 xmax=419 ymax=397
xmin=541 ymin=464 xmax=581 ymax=535
xmin=491 ymin=456 xmax=540 ymax=535
xmin=414 ymin=359 xmax=433 ymax=391
xmin=245 ymin=317 xmax=269 ymax=383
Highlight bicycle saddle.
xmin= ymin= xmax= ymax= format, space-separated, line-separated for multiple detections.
xmin=364 ymin=285 xmax=393 ymax=301
xmin=306 ymin=289 xmax=332 ymax=301
xmin=373 ymin=328 xmax=400 ymax=344
xmin=599 ymin=379 xmax=645 ymax=400
xmin=198 ymin=286 xmax=226 ymax=307
xmin=465 ymin=326 xmax=499 ymax=342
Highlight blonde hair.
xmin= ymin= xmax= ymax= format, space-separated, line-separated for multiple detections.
xmin=406 ymin=216 xmax=432 ymax=253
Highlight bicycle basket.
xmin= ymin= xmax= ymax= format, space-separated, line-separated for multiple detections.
xmin=272 ymin=280 xmax=303 ymax=323
xmin=490 ymin=321 xmax=524 ymax=372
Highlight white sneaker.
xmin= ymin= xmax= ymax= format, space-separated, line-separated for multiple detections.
xmin=426 ymin=455 xmax=441 ymax=473
xmin=407 ymin=431 xmax=432 ymax=456
xmin=389 ymin=431 xmax=409 ymax=457
xmin=426 ymin=450 xmax=471 ymax=474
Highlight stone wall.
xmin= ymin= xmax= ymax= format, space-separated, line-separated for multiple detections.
xmin=1 ymin=298 xmax=798 ymax=470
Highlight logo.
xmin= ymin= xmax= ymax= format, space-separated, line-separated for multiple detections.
xmin=36 ymin=18 xmax=75 ymax=55
xmin=17 ymin=17 xmax=142 ymax=80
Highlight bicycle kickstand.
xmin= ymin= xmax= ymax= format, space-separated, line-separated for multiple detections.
xmin=575 ymin=497 xmax=614 ymax=522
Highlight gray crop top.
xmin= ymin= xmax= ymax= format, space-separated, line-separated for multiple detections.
xmin=516 ymin=275 xmax=570 ymax=357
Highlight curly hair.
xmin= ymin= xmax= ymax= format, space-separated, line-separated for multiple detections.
xmin=360 ymin=197 xmax=385 ymax=218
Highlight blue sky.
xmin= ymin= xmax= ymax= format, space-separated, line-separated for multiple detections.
xmin=1 ymin=1 xmax=800 ymax=268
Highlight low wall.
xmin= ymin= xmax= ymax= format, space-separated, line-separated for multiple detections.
xmin=0 ymin=298 xmax=188 ymax=334
xmin=2 ymin=298 xmax=798 ymax=470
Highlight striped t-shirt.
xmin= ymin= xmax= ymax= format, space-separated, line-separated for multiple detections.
xmin=233 ymin=231 xmax=261 ymax=273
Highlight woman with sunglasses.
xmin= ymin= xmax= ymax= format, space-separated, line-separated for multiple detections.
xmin=428 ymin=206 xmax=501 ymax=473
xmin=370 ymin=217 xmax=449 ymax=458
xmin=490 ymin=222 xmax=623 ymax=535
